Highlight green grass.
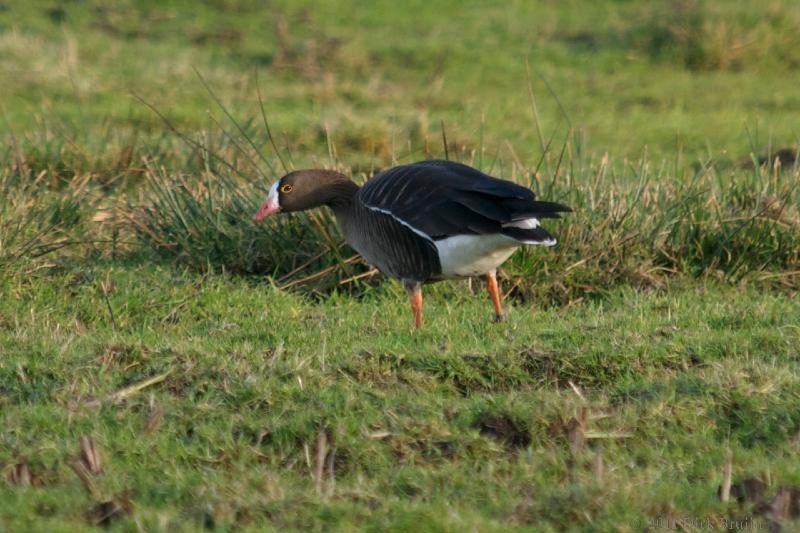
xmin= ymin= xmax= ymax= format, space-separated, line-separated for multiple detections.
xmin=2 ymin=0 xmax=800 ymax=170
xmin=2 ymin=0 xmax=800 ymax=530
xmin=2 ymin=263 xmax=799 ymax=531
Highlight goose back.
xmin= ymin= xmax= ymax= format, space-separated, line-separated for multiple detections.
xmin=357 ymin=160 xmax=569 ymax=243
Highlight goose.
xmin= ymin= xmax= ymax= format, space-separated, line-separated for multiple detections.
xmin=254 ymin=160 xmax=571 ymax=328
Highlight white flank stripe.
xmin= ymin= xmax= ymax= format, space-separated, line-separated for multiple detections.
xmin=363 ymin=205 xmax=435 ymax=244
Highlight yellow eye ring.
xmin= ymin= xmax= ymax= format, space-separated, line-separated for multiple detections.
xmin=279 ymin=184 xmax=293 ymax=194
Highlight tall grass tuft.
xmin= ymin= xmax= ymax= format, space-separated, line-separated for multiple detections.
xmin=126 ymin=131 xmax=800 ymax=303
xmin=127 ymin=151 xmax=368 ymax=293
xmin=0 ymin=167 xmax=97 ymax=267
xmin=5 ymin=108 xmax=796 ymax=302
xmin=510 ymin=155 xmax=800 ymax=304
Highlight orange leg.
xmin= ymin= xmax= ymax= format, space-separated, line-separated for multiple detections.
xmin=404 ymin=281 xmax=423 ymax=329
xmin=486 ymin=271 xmax=504 ymax=322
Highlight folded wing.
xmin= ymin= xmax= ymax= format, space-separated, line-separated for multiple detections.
xmin=358 ymin=160 xmax=571 ymax=243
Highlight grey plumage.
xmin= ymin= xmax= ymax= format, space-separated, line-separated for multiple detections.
xmin=333 ymin=201 xmax=442 ymax=281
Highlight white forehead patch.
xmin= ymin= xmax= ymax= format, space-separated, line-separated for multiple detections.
xmin=268 ymin=180 xmax=281 ymax=207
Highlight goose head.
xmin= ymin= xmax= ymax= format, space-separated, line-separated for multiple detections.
xmin=253 ymin=169 xmax=355 ymax=221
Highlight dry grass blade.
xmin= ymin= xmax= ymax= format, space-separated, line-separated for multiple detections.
xmin=276 ymin=250 xmax=327 ymax=283
xmin=280 ymin=254 xmax=362 ymax=289
xmin=83 ymin=370 xmax=172 ymax=407
xmin=582 ymin=431 xmax=633 ymax=439
xmin=567 ymin=408 xmax=587 ymax=454
xmin=68 ymin=461 xmax=100 ymax=499
xmin=79 ymin=435 xmax=103 ymax=476
xmin=144 ymin=405 xmax=164 ymax=434
xmin=7 ymin=463 xmax=31 ymax=486
xmin=339 ymin=268 xmax=378 ymax=285
xmin=719 ymin=448 xmax=733 ymax=502
xmin=315 ymin=431 xmax=327 ymax=496
xmin=104 ymin=371 xmax=172 ymax=404
xmin=567 ymin=380 xmax=586 ymax=402
xmin=68 ymin=435 xmax=104 ymax=498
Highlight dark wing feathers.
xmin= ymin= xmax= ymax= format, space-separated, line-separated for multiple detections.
xmin=416 ymin=160 xmax=533 ymax=199
xmin=499 ymin=198 xmax=567 ymax=219
xmin=435 ymin=201 xmax=498 ymax=235
xmin=357 ymin=160 xmax=571 ymax=240
xmin=450 ymin=190 xmax=514 ymax=222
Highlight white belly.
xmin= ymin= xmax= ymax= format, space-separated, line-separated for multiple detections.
xmin=434 ymin=234 xmax=520 ymax=277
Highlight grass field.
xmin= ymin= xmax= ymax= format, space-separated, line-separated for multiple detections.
xmin=2 ymin=1 xmax=800 ymax=531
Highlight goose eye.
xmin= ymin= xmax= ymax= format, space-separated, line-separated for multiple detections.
xmin=279 ymin=184 xmax=293 ymax=194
